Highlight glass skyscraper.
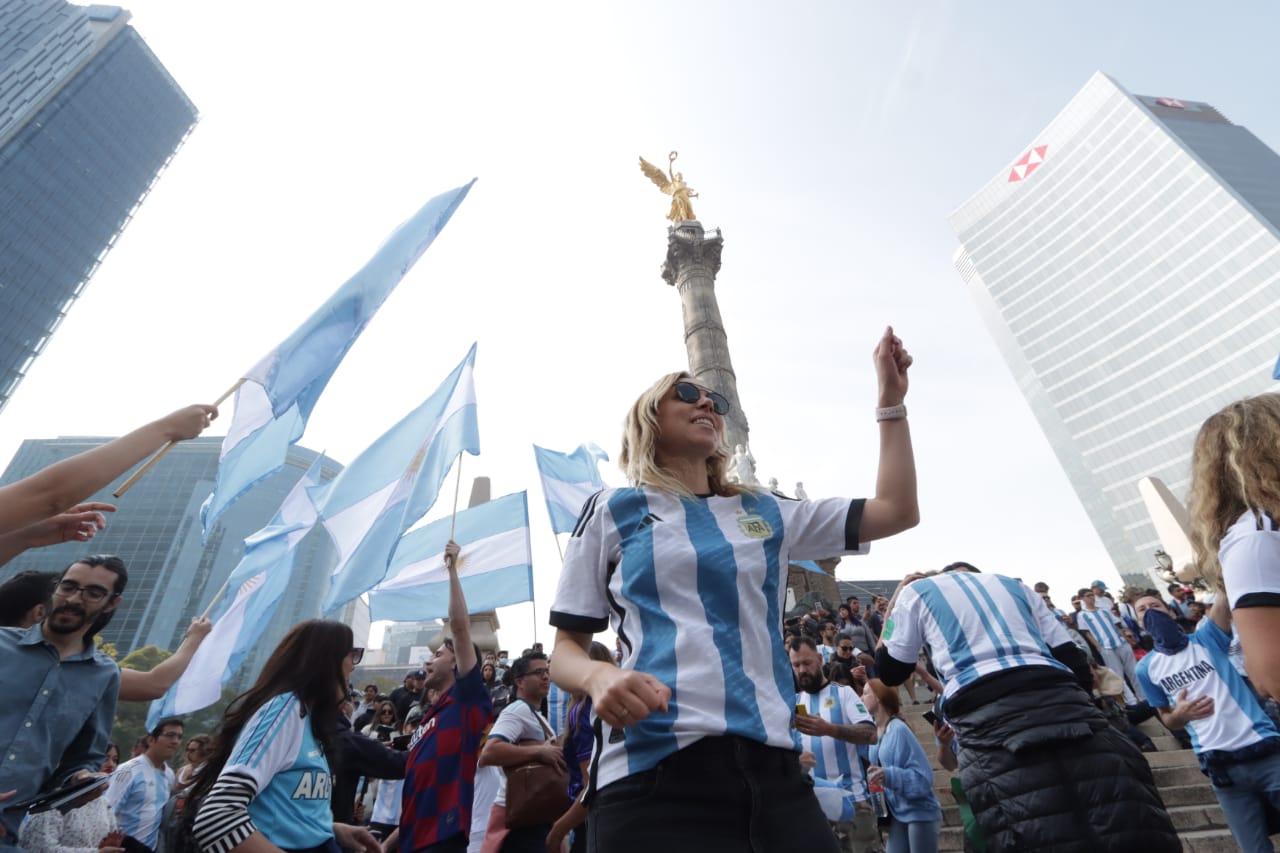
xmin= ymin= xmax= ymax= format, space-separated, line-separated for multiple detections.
xmin=0 ymin=2 xmax=196 ymax=411
xmin=950 ymin=71 xmax=1280 ymax=586
xmin=0 ymin=438 xmax=343 ymax=684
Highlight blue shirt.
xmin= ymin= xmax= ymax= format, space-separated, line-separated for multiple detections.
xmin=1076 ymin=608 xmax=1123 ymax=649
xmin=106 ymin=754 xmax=175 ymax=846
xmin=869 ymin=718 xmax=942 ymax=824
xmin=0 ymin=623 xmax=120 ymax=839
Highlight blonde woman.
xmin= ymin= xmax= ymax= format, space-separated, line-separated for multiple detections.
xmin=549 ymin=327 xmax=918 ymax=853
xmin=1189 ymin=394 xmax=1280 ymax=699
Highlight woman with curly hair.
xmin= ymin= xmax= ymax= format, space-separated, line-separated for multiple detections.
xmin=1188 ymin=394 xmax=1280 ymax=699
xmin=187 ymin=619 xmax=378 ymax=853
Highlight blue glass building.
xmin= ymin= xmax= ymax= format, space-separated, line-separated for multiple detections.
xmin=0 ymin=1 xmax=196 ymax=410
xmin=0 ymin=438 xmax=344 ymax=684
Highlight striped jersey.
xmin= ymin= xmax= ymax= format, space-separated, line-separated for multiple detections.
xmin=883 ymin=572 xmax=1070 ymax=699
xmin=1076 ymin=608 xmax=1123 ymax=649
xmin=797 ymin=682 xmax=873 ymax=800
xmin=1136 ymin=618 xmax=1278 ymax=753
xmin=105 ymin=755 xmax=174 ymax=847
xmin=550 ymin=487 xmax=865 ymax=792
xmin=1220 ymin=510 xmax=1280 ymax=609
xmin=219 ymin=693 xmax=333 ymax=850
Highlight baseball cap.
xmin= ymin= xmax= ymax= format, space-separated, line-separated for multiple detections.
xmin=1091 ymin=580 xmax=1107 ymax=590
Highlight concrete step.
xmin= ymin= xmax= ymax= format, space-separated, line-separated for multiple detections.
xmin=1179 ymin=828 xmax=1280 ymax=851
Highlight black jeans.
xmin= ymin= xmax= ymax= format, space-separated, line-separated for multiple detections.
xmin=587 ymin=735 xmax=838 ymax=853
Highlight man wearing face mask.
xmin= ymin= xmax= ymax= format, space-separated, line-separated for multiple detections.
xmin=1134 ymin=592 xmax=1280 ymax=852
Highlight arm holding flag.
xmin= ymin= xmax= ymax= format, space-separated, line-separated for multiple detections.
xmin=0 ymin=404 xmax=216 ymax=534
xmin=119 ymin=618 xmax=214 ymax=701
xmin=444 ymin=540 xmax=478 ymax=677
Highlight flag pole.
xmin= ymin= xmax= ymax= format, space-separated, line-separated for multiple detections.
xmin=199 ymin=577 xmax=231 ymax=621
xmin=446 ymin=451 xmax=463 ymax=567
xmin=552 ymin=532 xmax=564 ymax=563
xmin=113 ymin=379 xmax=245 ymax=498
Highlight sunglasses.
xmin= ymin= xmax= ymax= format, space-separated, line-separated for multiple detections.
xmin=349 ymin=647 xmax=365 ymax=665
xmin=672 ymin=381 xmax=730 ymax=416
xmin=838 ymin=646 xmax=854 ymax=652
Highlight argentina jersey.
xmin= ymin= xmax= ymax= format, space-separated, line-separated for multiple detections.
xmin=105 ymin=755 xmax=174 ymax=846
xmin=797 ymin=682 xmax=873 ymax=800
xmin=222 ymin=693 xmax=333 ymax=850
xmin=884 ymin=572 xmax=1070 ymax=699
xmin=1219 ymin=510 xmax=1280 ymax=608
xmin=1135 ymin=619 xmax=1278 ymax=754
xmin=1076 ymin=608 xmax=1123 ymax=649
xmin=550 ymin=486 xmax=866 ymax=793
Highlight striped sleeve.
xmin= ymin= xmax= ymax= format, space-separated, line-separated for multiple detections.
xmin=192 ymin=771 xmax=259 ymax=853
xmin=550 ymin=490 xmax=614 ymax=634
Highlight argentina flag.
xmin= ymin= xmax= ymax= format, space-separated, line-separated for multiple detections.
xmin=368 ymin=491 xmax=532 ymax=621
xmin=318 ymin=345 xmax=480 ymax=612
xmin=146 ymin=455 xmax=324 ymax=728
xmin=533 ymin=443 xmax=609 ymax=534
xmin=201 ymin=180 xmax=476 ymax=536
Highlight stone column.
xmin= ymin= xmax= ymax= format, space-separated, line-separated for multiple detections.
xmin=662 ymin=221 xmax=750 ymax=453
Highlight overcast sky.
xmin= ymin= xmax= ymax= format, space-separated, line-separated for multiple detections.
xmin=5 ymin=1 xmax=1278 ymax=647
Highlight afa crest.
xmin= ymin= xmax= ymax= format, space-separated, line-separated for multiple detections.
xmin=737 ymin=513 xmax=773 ymax=539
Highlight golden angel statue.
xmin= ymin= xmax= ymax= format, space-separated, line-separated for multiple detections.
xmin=639 ymin=151 xmax=699 ymax=223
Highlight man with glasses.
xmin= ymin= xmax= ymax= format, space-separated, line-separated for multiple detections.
xmin=106 ymin=716 xmax=182 ymax=851
xmin=478 ymin=652 xmax=566 ymax=852
xmin=0 ymin=555 xmax=126 ymax=842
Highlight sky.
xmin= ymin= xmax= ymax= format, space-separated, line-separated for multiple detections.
xmin=4 ymin=1 xmax=1279 ymax=650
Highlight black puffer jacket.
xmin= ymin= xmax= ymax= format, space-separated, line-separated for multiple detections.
xmin=949 ymin=667 xmax=1181 ymax=853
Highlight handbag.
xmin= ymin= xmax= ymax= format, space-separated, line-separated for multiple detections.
xmin=504 ymin=705 xmax=570 ymax=829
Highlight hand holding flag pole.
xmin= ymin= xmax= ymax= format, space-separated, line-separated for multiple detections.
xmin=113 ymin=380 xmax=245 ymax=498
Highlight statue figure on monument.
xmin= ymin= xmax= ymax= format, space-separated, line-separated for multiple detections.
xmin=795 ymin=481 xmax=809 ymax=500
xmin=730 ymin=444 xmax=757 ymax=485
xmin=767 ymin=477 xmax=779 ymax=493
xmin=640 ymin=151 xmax=699 ymax=223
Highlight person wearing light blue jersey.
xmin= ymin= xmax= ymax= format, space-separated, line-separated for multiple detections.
xmin=864 ymin=678 xmax=940 ymax=853
xmin=106 ymin=716 xmax=181 ymax=849
xmin=188 ymin=620 xmax=379 ymax=853
xmin=789 ymin=636 xmax=882 ymax=853
xmin=1076 ymin=589 xmax=1140 ymax=704
xmin=1135 ymin=591 xmax=1280 ymax=852
xmin=875 ymin=565 xmax=1178 ymax=852
xmin=549 ymin=327 xmax=920 ymax=853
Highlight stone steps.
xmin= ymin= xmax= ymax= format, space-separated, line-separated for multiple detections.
xmin=889 ymin=699 xmax=1277 ymax=852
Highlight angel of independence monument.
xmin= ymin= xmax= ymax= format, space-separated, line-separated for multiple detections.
xmin=639 ymin=152 xmax=840 ymax=610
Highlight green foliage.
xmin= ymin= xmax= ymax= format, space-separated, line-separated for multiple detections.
xmin=94 ymin=634 xmax=119 ymax=661
xmin=109 ymin=647 xmax=240 ymax=769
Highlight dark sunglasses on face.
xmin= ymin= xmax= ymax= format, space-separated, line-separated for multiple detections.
xmin=672 ymin=381 xmax=730 ymax=416
xmin=349 ymin=647 xmax=365 ymax=665
xmin=838 ymin=645 xmax=854 ymax=652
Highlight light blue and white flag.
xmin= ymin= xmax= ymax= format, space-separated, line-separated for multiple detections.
xmin=532 ymin=443 xmax=609 ymax=534
xmin=318 ymin=345 xmax=480 ymax=612
xmin=201 ymin=180 xmax=476 ymax=536
xmin=368 ymin=491 xmax=532 ymax=621
xmin=146 ymin=456 xmax=324 ymax=728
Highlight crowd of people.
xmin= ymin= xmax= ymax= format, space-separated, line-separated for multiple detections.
xmin=3 ymin=331 xmax=1280 ymax=852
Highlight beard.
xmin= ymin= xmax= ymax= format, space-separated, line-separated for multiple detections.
xmin=46 ymin=604 xmax=89 ymax=634
xmin=796 ymin=672 xmax=824 ymax=694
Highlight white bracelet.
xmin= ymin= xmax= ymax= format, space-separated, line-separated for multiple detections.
xmin=876 ymin=405 xmax=907 ymax=422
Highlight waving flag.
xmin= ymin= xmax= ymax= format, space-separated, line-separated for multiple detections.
xmin=533 ymin=443 xmax=608 ymax=534
xmin=318 ymin=345 xmax=479 ymax=612
xmin=368 ymin=491 xmax=532 ymax=621
xmin=201 ymin=180 xmax=476 ymax=535
xmin=146 ymin=455 xmax=325 ymax=728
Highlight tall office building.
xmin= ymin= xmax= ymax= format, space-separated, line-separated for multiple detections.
xmin=950 ymin=71 xmax=1280 ymax=586
xmin=0 ymin=438 xmax=343 ymax=685
xmin=0 ymin=2 xmax=196 ymax=411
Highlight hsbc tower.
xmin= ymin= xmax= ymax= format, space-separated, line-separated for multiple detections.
xmin=949 ymin=71 xmax=1280 ymax=586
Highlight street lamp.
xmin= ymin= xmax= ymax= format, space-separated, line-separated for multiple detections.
xmin=1153 ymin=549 xmax=1176 ymax=583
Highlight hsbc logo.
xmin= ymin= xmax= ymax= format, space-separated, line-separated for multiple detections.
xmin=1008 ymin=145 xmax=1047 ymax=183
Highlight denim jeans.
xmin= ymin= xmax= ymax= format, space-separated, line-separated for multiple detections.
xmin=587 ymin=735 xmax=839 ymax=853
xmin=885 ymin=819 xmax=940 ymax=853
xmin=1212 ymin=750 xmax=1280 ymax=853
